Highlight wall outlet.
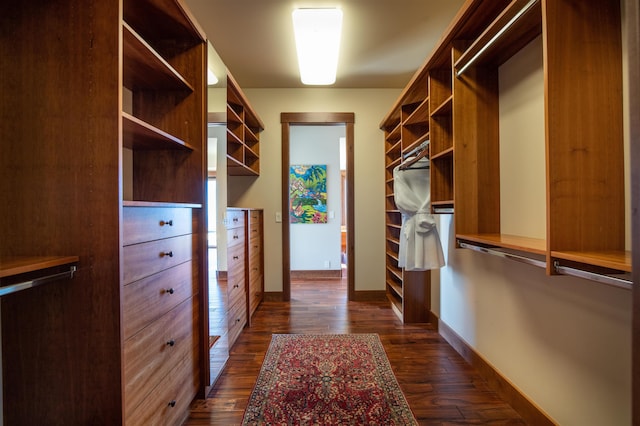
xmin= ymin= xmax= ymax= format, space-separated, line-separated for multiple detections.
xmin=275 ymin=212 xmax=282 ymax=222
xmin=324 ymin=260 xmax=330 ymax=268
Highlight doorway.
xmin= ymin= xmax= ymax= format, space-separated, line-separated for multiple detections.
xmin=281 ymin=113 xmax=355 ymax=302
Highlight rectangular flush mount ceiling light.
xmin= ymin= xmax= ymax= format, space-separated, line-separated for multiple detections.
xmin=292 ymin=8 xmax=343 ymax=85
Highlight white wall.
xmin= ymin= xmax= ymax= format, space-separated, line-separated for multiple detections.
xmin=437 ymin=214 xmax=631 ymax=426
xmin=227 ymin=88 xmax=401 ymax=293
xmin=289 ymin=125 xmax=344 ymax=271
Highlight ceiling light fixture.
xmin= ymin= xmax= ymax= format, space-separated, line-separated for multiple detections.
xmin=292 ymin=8 xmax=343 ymax=85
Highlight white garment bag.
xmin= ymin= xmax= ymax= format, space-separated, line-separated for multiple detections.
xmin=393 ymin=157 xmax=445 ymax=270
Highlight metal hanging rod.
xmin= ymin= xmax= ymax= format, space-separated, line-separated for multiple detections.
xmin=553 ymin=262 xmax=632 ymax=290
xmin=458 ymin=241 xmax=546 ymax=269
xmin=0 ymin=266 xmax=77 ymax=297
xmin=456 ymin=0 xmax=540 ymax=77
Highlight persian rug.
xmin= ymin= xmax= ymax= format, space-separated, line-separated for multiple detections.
xmin=242 ymin=333 xmax=417 ymax=425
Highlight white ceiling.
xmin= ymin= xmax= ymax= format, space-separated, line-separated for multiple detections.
xmin=185 ymin=0 xmax=466 ymax=89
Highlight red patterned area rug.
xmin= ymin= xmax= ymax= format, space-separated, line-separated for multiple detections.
xmin=242 ymin=333 xmax=417 ymax=425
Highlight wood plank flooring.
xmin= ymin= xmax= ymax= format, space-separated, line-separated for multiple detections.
xmin=185 ymin=277 xmax=526 ymax=425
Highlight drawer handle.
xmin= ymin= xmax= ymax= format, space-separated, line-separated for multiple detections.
xmin=233 ymin=256 xmax=239 ymax=260
xmin=162 ymin=251 xmax=174 ymax=258
xmin=236 ymin=318 xmax=241 ymax=323
xmin=160 ymin=220 xmax=173 ymax=227
xmin=233 ymin=235 xmax=239 ymax=239
xmin=168 ymin=400 xmax=176 ymax=408
xmin=167 ymin=339 xmax=175 ymax=347
xmin=233 ymin=284 xmax=239 ymax=289
xmin=233 ymin=217 xmax=238 ymax=222
xmin=166 ymin=288 xmax=175 ymax=295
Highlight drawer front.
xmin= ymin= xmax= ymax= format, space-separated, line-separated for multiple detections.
xmin=125 ymin=340 xmax=199 ymax=426
xmin=122 ymin=261 xmax=195 ymax=340
xmin=226 ymin=209 xmax=245 ymax=229
xmin=124 ymin=296 xmax=198 ymax=418
xmin=227 ymin=226 xmax=245 ymax=248
xmin=248 ymin=274 xmax=263 ymax=315
xmin=227 ymin=296 xmax=247 ymax=347
xmin=123 ymin=207 xmax=192 ymax=246
xmin=123 ymin=234 xmax=192 ymax=284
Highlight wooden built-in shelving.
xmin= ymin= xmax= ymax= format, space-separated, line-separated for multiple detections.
xmin=226 ymin=72 xmax=264 ymax=176
xmin=381 ymin=0 xmax=628 ymax=300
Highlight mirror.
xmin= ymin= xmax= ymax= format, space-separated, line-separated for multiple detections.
xmin=206 ymin=40 xmax=228 ymax=387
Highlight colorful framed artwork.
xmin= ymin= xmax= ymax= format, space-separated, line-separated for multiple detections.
xmin=289 ymin=164 xmax=328 ymax=224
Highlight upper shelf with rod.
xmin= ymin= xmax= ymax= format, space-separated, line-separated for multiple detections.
xmin=0 ymin=256 xmax=79 ymax=297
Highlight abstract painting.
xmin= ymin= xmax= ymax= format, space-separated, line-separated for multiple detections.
xmin=289 ymin=165 xmax=327 ymax=224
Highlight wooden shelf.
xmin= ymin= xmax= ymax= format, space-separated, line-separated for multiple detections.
xmin=122 ymin=112 xmax=192 ymax=150
xmin=404 ymin=98 xmax=430 ymax=126
xmin=0 ymin=256 xmax=79 ymax=279
xmin=226 ymin=71 xmax=263 ymax=176
xmin=122 ymin=23 xmax=193 ymax=91
xmin=430 ymin=94 xmax=453 ymax=117
xmin=457 ymin=233 xmax=546 ymax=256
xmin=552 ymin=250 xmax=631 ymax=273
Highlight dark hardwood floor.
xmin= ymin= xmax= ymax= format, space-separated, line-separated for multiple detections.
xmin=185 ymin=276 xmax=526 ymax=425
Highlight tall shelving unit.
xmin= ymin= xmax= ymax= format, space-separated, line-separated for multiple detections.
xmin=381 ymin=0 xmax=628 ymax=302
xmin=0 ymin=0 xmax=208 ymax=423
xmin=226 ymin=72 xmax=264 ymax=176
xmin=382 ymin=74 xmax=432 ymax=323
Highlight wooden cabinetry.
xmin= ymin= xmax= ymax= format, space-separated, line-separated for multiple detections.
xmin=122 ymin=205 xmax=200 ymax=424
xmin=0 ymin=0 xmax=207 ymax=423
xmin=227 ymin=72 xmax=265 ymax=176
xmin=247 ymin=209 xmax=265 ymax=324
xmin=225 ymin=208 xmax=264 ymax=346
xmin=382 ymin=75 xmax=432 ymax=323
xmin=226 ymin=209 xmax=248 ymax=347
xmin=381 ymin=0 xmax=628 ymax=289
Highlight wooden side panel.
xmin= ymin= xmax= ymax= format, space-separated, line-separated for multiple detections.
xmin=452 ymin=41 xmax=501 ymax=236
xmin=544 ymin=0 xmax=624 ymax=253
xmin=0 ymin=0 xmax=123 ymax=423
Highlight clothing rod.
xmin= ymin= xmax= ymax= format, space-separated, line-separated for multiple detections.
xmin=553 ymin=262 xmax=632 ymax=290
xmin=0 ymin=266 xmax=77 ymax=297
xmin=458 ymin=241 xmax=546 ymax=269
xmin=456 ymin=0 xmax=539 ymax=77
xmin=433 ymin=207 xmax=454 ymax=214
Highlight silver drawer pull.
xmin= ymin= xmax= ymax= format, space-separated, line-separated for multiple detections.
xmin=160 ymin=220 xmax=173 ymax=227
xmin=162 ymin=251 xmax=173 ymax=258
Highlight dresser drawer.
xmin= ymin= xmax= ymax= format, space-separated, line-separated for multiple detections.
xmin=226 ymin=209 xmax=245 ymax=229
xmin=124 ymin=296 xmax=198 ymax=418
xmin=123 ymin=234 xmax=192 ymax=284
xmin=227 ymin=295 xmax=247 ymax=346
xmin=122 ymin=261 xmax=195 ymax=340
xmin=125 ymin=340 xmax=199 ymax=426
xmin=123 ymin=206 xmax=192 ymax=246
xmin=227 ymin=226 xmax=245 ymax=248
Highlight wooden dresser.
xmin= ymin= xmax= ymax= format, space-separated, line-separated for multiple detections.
xmin=122 ymin=204 xmax=200 ymax=424
xmin=226 ymin=208 xmax=264 ymax=347
xmin=226 ymin=208 xmax=248 ymax=347
xmin=247 ymin=209 xmax=264 ymax=325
